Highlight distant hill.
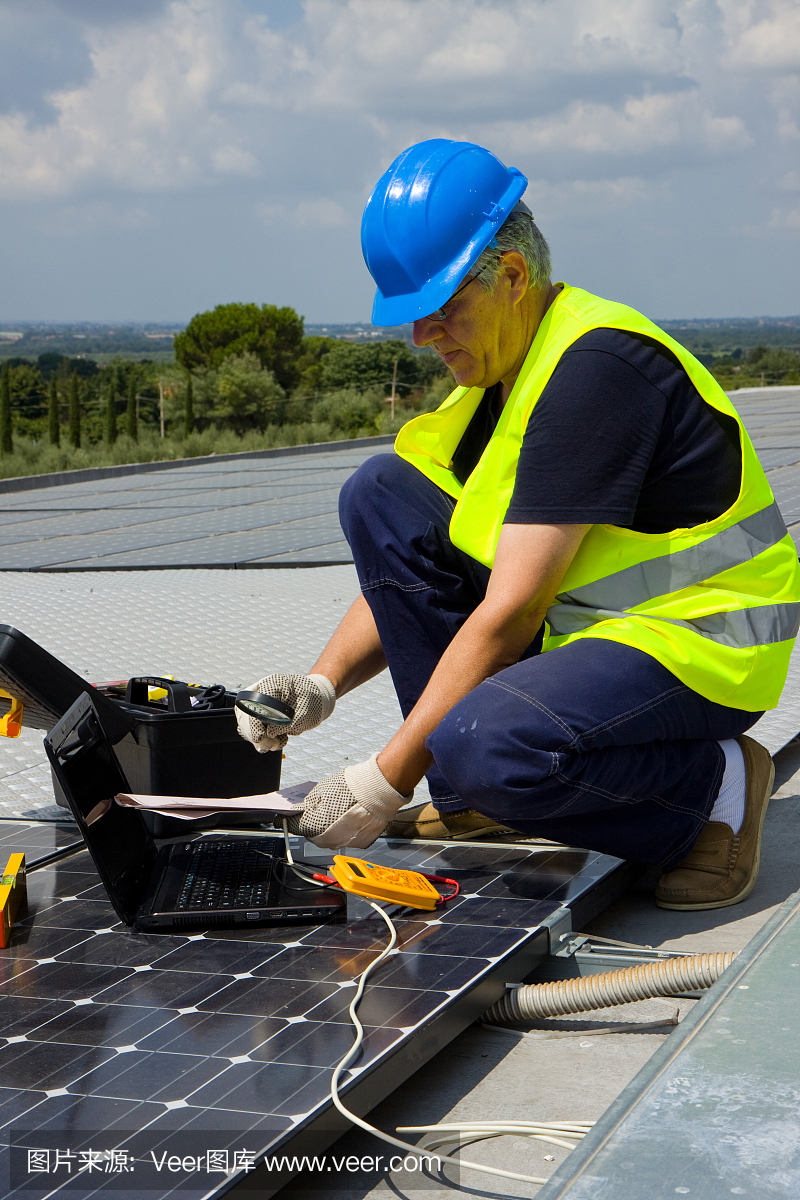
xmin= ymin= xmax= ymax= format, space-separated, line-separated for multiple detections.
xmin=2 ymin=316 xmax=798 ymax=365
xmin=656 ymin=316 xmax=800 ymax=363
xmin=0 ymin=323 xmax=181 ymax=364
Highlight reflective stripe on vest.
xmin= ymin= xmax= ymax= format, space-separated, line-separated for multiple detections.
xmin=547 ymin=601 xmax=800 ymax=648
xmin=554 ymin=501 xmax=789 ymax=612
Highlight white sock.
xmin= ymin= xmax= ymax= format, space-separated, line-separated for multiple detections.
xmin=709 ymin=739 xmax=746 ymax=833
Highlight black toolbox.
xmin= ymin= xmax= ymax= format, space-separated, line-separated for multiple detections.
xmin=0 ymin=625 xmax=282 ymax=834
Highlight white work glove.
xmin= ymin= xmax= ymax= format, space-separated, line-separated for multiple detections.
xmin=286 ymin=753 xmax=413 ymax=849
xmin=236 ymin=672 xmax=336 ymax=753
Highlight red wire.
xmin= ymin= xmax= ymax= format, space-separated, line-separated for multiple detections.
xmin=421 ymin=873 xmax=460 ymax=905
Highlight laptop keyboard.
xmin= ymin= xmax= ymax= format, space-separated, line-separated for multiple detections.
xmin=176 ymin=839 xmax=274 ymax=911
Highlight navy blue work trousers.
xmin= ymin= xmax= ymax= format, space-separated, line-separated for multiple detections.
xmin=338 ymin=454 xmax=761 ymax=869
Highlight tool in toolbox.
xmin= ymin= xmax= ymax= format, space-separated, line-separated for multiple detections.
xmin=0 ymin=688 xmax=22 ymax=739
xmin=0 ymin=853 xmax=27 ymax=948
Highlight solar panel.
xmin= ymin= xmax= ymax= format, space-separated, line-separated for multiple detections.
xmin=0 ymin=826 xmax=636 ymax=1198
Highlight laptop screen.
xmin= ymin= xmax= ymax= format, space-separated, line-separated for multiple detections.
xmin=45 ymin=692 xmax=158 ymax=925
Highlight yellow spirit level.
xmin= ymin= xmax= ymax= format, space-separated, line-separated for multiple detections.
xmin=330 ymin=855 xmax=442 ymax=911
xmin=0 ymin=853 xmax=27 ymax=947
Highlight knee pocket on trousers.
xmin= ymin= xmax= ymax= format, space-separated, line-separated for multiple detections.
xmin=339 ymin=454 xmax=418 ymax=524
xmin=427 ymin=717 xmax=501 ymax=813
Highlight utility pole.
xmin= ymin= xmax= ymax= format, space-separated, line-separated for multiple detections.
xmin=105 ymin=367 xmax=118 ymax=444
xmin=159 ymin=379 xmax=165 ymax=438
xmin=48 ymin=375 xmax=60 ymax=446
xmin=126 ymin=370 xmax=138 ymax=441
xmin=389 ymin=357 xmax=398 ymax=422
xmin=185 ymin=373 xmax=194 ymax=437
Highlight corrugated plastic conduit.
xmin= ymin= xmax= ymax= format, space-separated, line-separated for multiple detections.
xmin=484 ymin=951 xmax=738 ymax=1023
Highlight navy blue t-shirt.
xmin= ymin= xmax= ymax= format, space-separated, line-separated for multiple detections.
xmin=451 ymin=329 xmax=741 ymax=535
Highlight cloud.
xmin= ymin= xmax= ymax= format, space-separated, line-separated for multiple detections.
xmin=768 ymin=206 xmax=800 ymax=231
xmin=721 ymin=0 xmax=800 ymax=70
xmin=526 ymin=175 xmax=657 ymax=224
xmin=1 ymin=0 xmax=798 ymax=320
xmin=0 ymin=2 xmax=253 ymax=196
xmin=485 ymin=93 xmax=750 ymax=159
xmin=211 ymin=145 xmax=259 ymax=174
xmin=257 ymin=197 xmax=349 ymax=228
xmin=36 ymin=201 xmax=155 ymax=235
xmin=0 ymin=0 xmax=778 ymax=202
xmin=771 ymin=75 xmax=800 ymax=142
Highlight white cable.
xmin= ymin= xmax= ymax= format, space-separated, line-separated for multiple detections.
xmin=281 ymin=819 xmax=295 ymax=866
xmin=329 ymin=900 xmax=593 ymax=1187
xmin=279 ymin=819 xmax=328 ymax=888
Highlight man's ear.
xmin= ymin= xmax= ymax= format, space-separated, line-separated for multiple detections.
xmin=501 ymin=250 xmax=530 ymax=305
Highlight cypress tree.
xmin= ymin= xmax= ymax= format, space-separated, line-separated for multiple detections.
xmin=48 ymin=375 xmax=60 ymax=446
xmin=185 ymin=373 xmax=194 ymax=437
xmin=68 ymin=373 xmax=81 ymax=448
xmin=0 ymin=362 xmax=12 ymax=455
xmin=126 ymin=369 xmax=138 ymax=441
xmin=105 ymin=367 xmax=118 ymax=444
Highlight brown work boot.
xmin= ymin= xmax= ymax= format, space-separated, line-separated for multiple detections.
xmin=655 ymin=735 xmax=774 ymax=911
xmin=384 ymin=802 xmax=517 ymax=841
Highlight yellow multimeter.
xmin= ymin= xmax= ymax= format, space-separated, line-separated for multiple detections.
xmin=330 ymin=855 xmax=442 ymax=911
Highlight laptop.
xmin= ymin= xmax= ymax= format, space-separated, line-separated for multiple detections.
xmin=44 ymin=692 xmax=345 ymax=931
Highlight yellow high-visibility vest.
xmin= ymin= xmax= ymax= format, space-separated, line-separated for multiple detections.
xmin=395 ymin=285 xmax=800 ymax=711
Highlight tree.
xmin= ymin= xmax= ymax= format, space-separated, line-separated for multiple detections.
xmin=37 ymin=352 xmax=68 ymax=381
xmin=0 ymin=362 xmax=12 ymax=454
xmin=48 ymin=376 xmax=60 ymax=446
xmin=68 ymin=373 xmax=81 ymax=448
xmin=126 ymin=369 xmax=138 ymax=441
xmin=319 ymin=339 xmax=421 ymax=393
xmin=105 ymin=367 xmax=118 ymax=444
xmin=174 ymin=303 xmax=304 ymax=391
xmin=184 ymin=373 xmax=194 ymax=437
xmin=293 ymin=336 xmax=337 ymax=393
xmin=312 ymin=388 xmax=384 ymax=439
xmin=8 ymin=363 xmax=45 ymax=422
xmin=211 ymin=352 xmax=285 ymax=434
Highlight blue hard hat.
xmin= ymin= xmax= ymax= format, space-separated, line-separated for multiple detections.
xmin=361 ymin=139 xmax=528 ymax=326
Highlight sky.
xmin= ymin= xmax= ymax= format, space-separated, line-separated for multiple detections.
xmin=0 ymin=0 xmax=798 ymax=324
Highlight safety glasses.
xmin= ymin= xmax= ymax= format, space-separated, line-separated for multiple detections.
xmin=425 ymin=266 xmax=488 ymax=322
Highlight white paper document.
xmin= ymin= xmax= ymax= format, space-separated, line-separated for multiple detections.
xmin=114 ymin=781 xmax=314 ymax=821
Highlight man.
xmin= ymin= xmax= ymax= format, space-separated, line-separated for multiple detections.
xmin=237 ymin=140 xmax=800 ymax=911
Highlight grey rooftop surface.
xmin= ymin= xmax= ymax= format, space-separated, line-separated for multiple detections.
xmin=0 ymin=439 xmax=393 ymax=572
xmin=0 ymin=388 xmax=799 ymax=572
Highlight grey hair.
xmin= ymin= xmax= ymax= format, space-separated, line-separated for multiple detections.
xmin=472 ymin=210 xmax=552 ymax=294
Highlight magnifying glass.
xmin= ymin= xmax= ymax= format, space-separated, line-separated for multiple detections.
xmin=234 ymin=690 xmax=295 ymax=726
